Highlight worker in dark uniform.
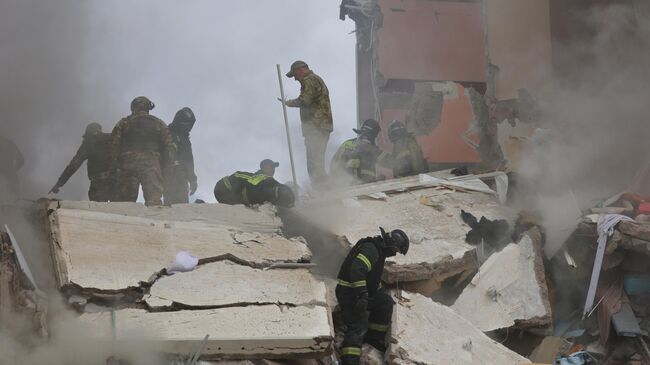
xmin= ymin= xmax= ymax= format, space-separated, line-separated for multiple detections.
xmin=336 ymin=228 xmax=409 ymax=365
xmin=49 ymin=123 xmax=114 ymax=201
xmin=331 ymin=119 xmax=385 ymax=185
xmin=387 ymin=120 xmax=427 ymax=178
xmin=163 ymin=107 xmax=198 ymax=205
xmin=213 ymin=170 xmax=294 ymax=208
xmin=255 ymin=159 xmax=279 ymax=177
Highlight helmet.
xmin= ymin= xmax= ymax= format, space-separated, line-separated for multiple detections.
xmin=388 ymin=120 xmax=408 ymax=143
xmin=130 ymin=96 xmax=155 ymax=112
xmin=83 ymin=122 xmax=102 ymax=137
xmin=353 ymin=119 xmax=380 ymax=140
xmin=274 ymin=184 xmax=295 ymax=208
xmin=380 ymin=227 xmax=409 ymax=255
xmin=173 ymin=107 xmax=196 ymax=124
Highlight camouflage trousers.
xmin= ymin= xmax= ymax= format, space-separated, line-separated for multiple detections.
xmin=88 ymin=176 xmax=114 ymax=202
xmin=116 ymin=152 xmax=163 ymax=206
xmin=163 ymin=167 xmax=189 ymax=206
xmin=302 ymin=123 xmax=330 ymax=187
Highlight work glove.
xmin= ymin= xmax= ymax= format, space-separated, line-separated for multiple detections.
xmin=354 ymin=289 xmax=369 ymax=314
xmin=189 ymin=180 xmax=198 ymax=195
xmin=48 ymin=184 xmax=60 ymax=194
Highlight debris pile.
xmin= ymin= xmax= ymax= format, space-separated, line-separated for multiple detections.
xmin=44 ymin=200 xmax=333 ymax=361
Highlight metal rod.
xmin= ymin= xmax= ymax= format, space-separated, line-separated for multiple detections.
xmin=189 ymin=334 xmax=210 ymax=365
xmin=276 ymin=64 xmax=298 ymax=188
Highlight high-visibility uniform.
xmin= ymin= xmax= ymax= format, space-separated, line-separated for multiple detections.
xmin=392 ymin=135 xmax=427 ymax=178
xmin=336 ymin=237 xmax=394 ymax=365
xmin=213 ymin=171 xmax=280 ymax=205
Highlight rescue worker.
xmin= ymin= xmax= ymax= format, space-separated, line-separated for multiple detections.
xmin=49 ymin=123 xmax=114 ymax=201
xmin=387 ymin=120 xmax=427 ymax=178
xmin=255 ymin=159 xmax=279 ymax=177
xmin=111 ymin=96 xmax=175 ymax=206
xmin=280 ymin=60 xmax=333 ymax=188
xmin=0 ymin=135 xmax=24 ymax=204
xmin=163 ymin=107 xmax=198 ymax=205
xmin=213 ymin=170 xmax=294 ymax=208
xmin=336 ymin=228 xmax=409 ymax=365
xmin=331 ymin=119 xmax=383 ymax=184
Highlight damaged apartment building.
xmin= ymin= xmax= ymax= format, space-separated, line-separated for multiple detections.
xmin=2 ymin=0 xmax=650 ymax=364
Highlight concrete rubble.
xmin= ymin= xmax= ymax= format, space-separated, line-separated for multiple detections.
xmin=296 ymin=172 xmax=515 ymax=295
xmin=452 ymin=228 xmax=552 ymax=332
xmin=388 ymin=292 xmax=531 ymax=365
xmin=45 ymin=200 xmax=333 ymax=360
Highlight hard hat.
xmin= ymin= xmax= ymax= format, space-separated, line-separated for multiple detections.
xmin=380 ymin=227 xmax=410 ymax=255
xmin=130 ymin=96 xmax=155 ymax=112
xmin=84 ymin=122 xmax=102 ymax=137
xmin=353 ymin=118 xmax=380 ymax=140
xmin=388 ymin=120 xmax=408 ymax=143
xmin=173 ymin=107 xmax=196 ymax=124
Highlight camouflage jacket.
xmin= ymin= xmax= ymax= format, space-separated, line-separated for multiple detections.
xmin=111 ymin=112 xmax=175 ymax=168
xmin=56 ymin=132 xmax=113 ymax=187
xmin=392 ymin=135 xmax=427 ymax=178
xmin=285 ymin=70 xmax=333 ymax=132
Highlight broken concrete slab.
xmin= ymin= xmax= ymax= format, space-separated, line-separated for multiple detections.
xmin=452 ymin=229 xmax=552 ymax=332
xmin=50 ymin=200 xmax=282 ymax=233
xmin=48 ymin=206 xmax=311 ymax=291
xmin=296 ymin=183 xmax=514 ymax=286
xmin=146 ymin=261 xmax=326 ymax=309
xmin=75 ymin=306 xmax=332 ymax=359
xmin=388 ymin=292 xmax=531 ymax=364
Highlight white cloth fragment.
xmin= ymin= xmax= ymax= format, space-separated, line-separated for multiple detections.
xmin=367 ymin=192 xmax=388 ymax=200
xmin=167 ymin=251 xmax=199 ymax=274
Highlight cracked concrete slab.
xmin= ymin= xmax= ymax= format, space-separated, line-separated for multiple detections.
xmin=51 ymin=201 xmax=282 ymax=233
xmin=451 ymin=229 xmax=552 ymax=332
xmin=388 ymin=293 xmax=530 ymax=365
xmin=48 ymin=205 xmax=310 ymax=290
xmin=146 ymin=261 xmax=327 ymax=309
xmin=75 ymin=306 xmax=333 ymax=359
xmin=296 ymin=186 xmax=514 ymax=285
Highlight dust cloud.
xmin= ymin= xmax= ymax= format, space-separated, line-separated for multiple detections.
xmin=512 ymin=2 xmax=650 ymax=255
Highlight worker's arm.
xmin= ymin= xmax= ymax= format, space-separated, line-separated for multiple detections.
xmin=184 ymin=140 xmax=198 ymax=195
xmin=159 ymin=121 xmax=177 ymax=170
xmin=285 ymin=77 xmax=320 ymax=107
xmin=50 ymin=141 xmax=88 ymax=193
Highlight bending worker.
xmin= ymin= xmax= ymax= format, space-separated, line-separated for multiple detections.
xmin=336 ymin=228 xmax=409 ymax=365
xmin=330 ymin=119 xmax=384 ymax=185
xmin=213 ymin=164 xmax=294 ymax=208
xmin=386 ymin=120 xmax=427 ymax=178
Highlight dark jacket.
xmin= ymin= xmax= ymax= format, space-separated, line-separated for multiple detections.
xmin=56 ymin=132 xmax=113 ymax=187
xmin=392 ymin=135 xmax=427 ymax=178
xmin=218 ymin=171 xmax=281 ymax=205
xmin=337 ymin=236 xmax=387 ymax=297
xmin=168 ymin=120 xmax=197 ymax=187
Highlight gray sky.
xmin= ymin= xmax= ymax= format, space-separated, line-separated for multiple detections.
xmin=2 ymin=1 xmax=357 ymax=201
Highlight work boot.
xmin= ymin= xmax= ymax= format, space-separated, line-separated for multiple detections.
xmin=364 ymin=330 xmax=387 ymax=352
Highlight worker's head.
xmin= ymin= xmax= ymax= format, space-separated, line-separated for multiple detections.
xmin=83 ymin=122 xmax=103 ymax=138
xmin=286 ymin=60 xmax=309 ymax=80
xmin=130 ymin=96 xmax=155 ymax=113
xmin=388 ymin=120 xmax=408 ymax=143
xmin=259 ymin=159 xmax=279 ymax=177
xmin=273 ymin=184 xmax=295 ymax=208
xmin=353 ymin=118 xmax=381 ymax=141
xmin=171 ymin=107 xmax=196 ymax=133
xmin=379 ymin=227 xmax=410 ymax=257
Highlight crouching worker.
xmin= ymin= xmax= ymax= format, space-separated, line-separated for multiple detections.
xmin=213 ymin=170 xmax=295 ymax=208
xmin=336 ymin=228 xmax=409 ymax=365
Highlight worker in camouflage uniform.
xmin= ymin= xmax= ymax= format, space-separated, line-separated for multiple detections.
xmin=163 ymin=107 xmax=198 ymax=205
xmin=336 ymin=228 xmax=409 ymax=365
xmin=280 ymin=60 xmax=333 ymax=188
xmin=111 ymin=96 xmax=175 ymax=206
xmin=0 ymin=135 xmax=24 ymax=204
xmin=386 ymin=120 xmax=427 ymax=178
xmin=213 ymin=170 xmax=294 ymax=208
xmin=331 ymin=119 xmax=385 ymax=185
xmin=255 ymin=159 xmax=279 ymax=177
xmin=49 ymin=123 xmax=114 ymax=201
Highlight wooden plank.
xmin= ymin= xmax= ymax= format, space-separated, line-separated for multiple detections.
xmin=75 ymin=306 xmax=333 ymax=359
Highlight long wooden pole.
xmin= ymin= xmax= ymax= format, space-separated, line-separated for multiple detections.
xmin=276 ymin=64 xmax=298 ymax=187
